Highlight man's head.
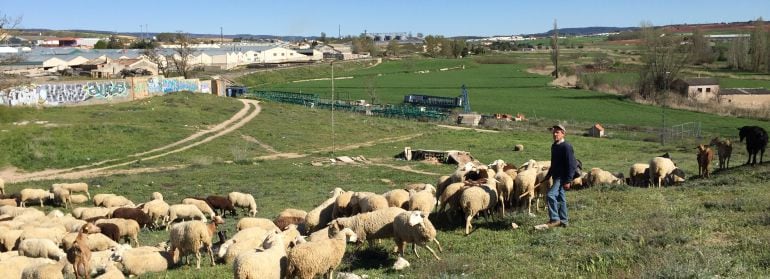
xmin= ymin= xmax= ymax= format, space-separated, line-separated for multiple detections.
xmin=551 ymin=124 xmax=566 ymax=142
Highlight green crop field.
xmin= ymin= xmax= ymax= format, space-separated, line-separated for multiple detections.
xmin=2 ymin=56 xmax=770 ymax=278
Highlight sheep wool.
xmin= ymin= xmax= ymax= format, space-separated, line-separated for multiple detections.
xmin=383 ymin=189 xmax=410 ymax=209
xmin=286 ymin=226 xmax=357 ymax=279
xmin=228 ymin=192 xmax=258 ymax=217
xmin=304 ymin=188 xmax=344 ymax=234
xmin=237 ymin=217 xmax=279 ymax=232
xmin=461 ymin=184 xmax=498 ymax=235
xmin=393 ymin=211 xmax=442 ymax=260
xmin=18 ymin=238 xmax=67 ymax=261
xmin=331 ymin=207 xmax=405 ymax=246
xmin=233 ymin=231 xmax=287 ymax=279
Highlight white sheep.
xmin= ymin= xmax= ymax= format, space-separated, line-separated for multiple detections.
xmin=461 ymin=183 xmax=498 ymax=235
xmin=108 ymin=245 xmax=173 ymax=276
xmin=19 ymin=189 xmax=54 ymax=208
xmin=101 ymin=195 xmax=135 ymax=208
xmin=435 ymin=175 xmax=452 ymax=201
xmin=72 ymin=207 xmax=111 ymax=220
xmin=330 ymin=207 xmax=405 ymax=246
xmin=490 ymin=159 xmax=515 ymax=216
xmin=514 ymin=167 xmax=539 ymax=216
xmin=0 ymin=177 xmax=4 ymax=196
xmin=392 ymin=211 xmax=443 ymax=260
xmin=92 ymin=194 xmax=116 ymax=207
xmin=0 ymin=198 xmax=16 ymax=207
xmin=228 ymin=192 xmax=258 ymax=216
xmin=588 ymin=168 xmax=624 ymax=186
xmin=51 ymin=182 xmax=90 ymax=199
xmin=21 ymin=258 xmax=68 ymax=279
xmin=233 ymin=230 xmax=286 ymax=279
xmin=18 ymin=238 xmax=66 ymax=261
xmin=236 ymin=217 xmax=279 ymax=232
xmin=95 ymin=218 xmax=141 ymax=247
xmin=141 ymin=199 xmax=170 ymax=228
xmin=629 ymin=163 xmax=651 ymax=187
xmin=166 ymin=204 xmax=207 ymax=230
xmin=219 ymin=227 xmax=271 ymax=264
xmin=51 ymin=187 xmax=71 ymax=209
xmin=151 ymin=192 xmax=163 ymax=201
xmin=69 ymin=194 xmax=89 ymax=205
xmin=0 ymin=256 xmax=57 ymax=279
xmin=382 ymin=189 xmax=410 ymax=209
xmin=19 ymin=226 xmax=67 ymax=245
xmin=286 ymin=226 xmax=357 ymax=279
xmin=305 ymin=187 xmax=344 ymax=233
xmin=332 ymin=190 xmax=354 ymax=218
xmin=62 ymin=232 xmax=120 ymax=252
xmin=358 ymin=194 xmax=389 ymax=213
xmin=408 ymin=188 xmax=437 ymax=217
xmin=437 ymin=182 xmax=468 ymax=216
xmin=0 ymin=229 xmax=23 ymax=251
xmin=182 ymin=198 xmax=217 ymax=218
xmin=649 ymin=157 xmax=686 ymax=187
xmin=168 ymin=216 xmax=224 ymax=269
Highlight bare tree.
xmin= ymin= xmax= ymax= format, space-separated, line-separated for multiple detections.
xmin=550 ymin=19 xmax=559 ymax=77
xmin=637 ymin=22 xmax=690 ymax=101
xmin=0 ymin=12 xmax=23 ymax=65
xmin=749 ymin=18 xmax=768 ymax=72
xmin=169 ymin=32 xmax=199 ymax=78
xmin=386 ymin=39 xmax=400 ymax=57
xmin=727 ymin=37 xmax=750 ymax=70
xmin=142 ymin=47 xmax=170 ymax=77
xmin=365 ymin=75 xmax=378 ymax=104
xmin=689 ymin=28 xmax=715 ymax=65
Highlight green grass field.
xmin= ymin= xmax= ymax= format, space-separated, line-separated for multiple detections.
xmin=2 ymin=57 xmax=770 ymax=278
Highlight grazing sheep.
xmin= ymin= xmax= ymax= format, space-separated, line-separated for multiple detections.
xmin=392 ymin=211 xmax=442 ymax=260
xmin=205 ymin=195 xmax=236 ymax=217
xmin=0 ymin=198 xmax=16 ymax=207
xmin=166 ymin=204 xmax=207 ymax=230
xmin=100 ymin=196 xmax=134 ymax=208
xmin=19 ymin=189 xmax=54 ymax=208
xmin=233 ymin=230 xmax=287 ymax=279
xmin=0 ymin=256 xmax=57 ymax=279
xmin=168 ymin=216 xmax=224 ymax=269
xmin=437 ymin=182 xmax=469 ymax=216
xmin=490 ymin=159 xmax=515 ymax=216
xmin=273 ymin=208 xmax=307 ymax=231
xmin=228 ymin=192 xmax=258 ymax=217
xmin=20 ymin=226 xmax=67 ymax=245
xmin=1 ymin=229 xmax=24 ymax=251
xmin=92 ymin=194 xmax=116 ymax=207
xmin=461 ymin=184 xmax=498 ymax=235
xmin=330 ymin=207 xmax=405 ymax=246
xmin=70 ymin=195 xmax=89 ymax=205
xmin=108 ymin=245 xmax=173 ymax=276
xmin=182 ymin=198 xmax=217 ymax=218
xmin=305 ymin=188 xmax=344 ymax=234
xmin=141 ymin=199 xmax=170 ymax=229
xmin=51 ymin=183 xmax=90 ymax=199
xmin=21 ymin=258 xmax=68 ymax=279
xmin=408 ymin=188 xmax=437 ymax=217
xmin=628 ymin=163 xmax=651 ymax=187
xmin=52 ymin=188 xmax=71 ymax=209
xmin=219 ymin=227 xmax=271 ymax=264
xmin=237 ymin=217 xmax=280 ymax=232
xmin=111 ymin=207 xmax=153 ymax=229
xmin=587 ymin=168 xmax=624 ymax=186
xmin=738 ymin=125 xmax=768 ymax=165
xmin=405 ymin=183 xmax=434 ymax=193
xmin=696 ymin=144 xmax=715 ymax=178
xmin=358 ymin=194 xmax=389 ymax=213
xmin=72 ymin=207 xmax=111 ymax=221
xmin=18 ymin=238 xmax=66 ymax=261
xmin=709 ymin=137 xmax=733 ymax=170
xmin=95 ymin=219 xmax=141 ymax=247
xmin=435 ymin=175 xmax=451 ymax=200
xmin=382 ymin=189 xmax=410 ymax=209
xmin=649 ymin=157 xmax=686 ymax=187
xmin=332 ymin=190 xmax=355 ymax=219
xmin=151 ymin=192 xmax=163 ymax=201
xmin=514 ymin=167 xmax=539 ymax=216
xmin=94 ymin=223 xmax=121 ymax=243
xmin=286 ymin=225 xmax=357 ymax=279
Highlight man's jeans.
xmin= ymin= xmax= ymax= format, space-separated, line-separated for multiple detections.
xmin=547 ymin=178 xmax=568 ymax=224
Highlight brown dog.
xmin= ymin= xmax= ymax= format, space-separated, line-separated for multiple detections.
xmin=68 ymin=222 xmax=101 ymax=279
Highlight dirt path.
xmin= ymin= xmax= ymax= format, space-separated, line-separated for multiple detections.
xmin=3 ymin=99 xmax=261 ymax=183
xmin=436 ymin=125 xmax=499 ymax=133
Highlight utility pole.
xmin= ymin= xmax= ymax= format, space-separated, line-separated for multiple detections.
xmin=220 ymin=27 xmax=224 ymax=44
xmin=338 ymin=24 xmax=341 ymax=39
xmin=331 ymin=61 xmax=336 ymax=157
xmin=552 ymin=19 xmax=559 ymax=78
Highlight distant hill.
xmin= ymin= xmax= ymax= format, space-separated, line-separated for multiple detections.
xmin=534 ymin=26 xmax=639 ymax=36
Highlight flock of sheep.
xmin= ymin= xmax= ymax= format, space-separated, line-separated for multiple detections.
xmin=0 ymin=125 xmax=765 ymax=279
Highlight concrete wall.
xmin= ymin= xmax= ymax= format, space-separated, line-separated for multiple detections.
xmin=688 ymin=85 xmax=719 ymax=102
xmin=720 ymin=94 xmax=770 ymax=109
xmin=0 ymin=76 xmax=218 ymax=107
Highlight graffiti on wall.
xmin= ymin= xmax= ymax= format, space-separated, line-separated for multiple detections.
xmin=1 ymin=76 xmax=216 ymax=107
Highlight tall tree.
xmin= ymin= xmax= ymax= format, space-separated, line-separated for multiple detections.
xmin=689 ymin=28 xmax=714 ymax=65
xmin=727 ymin=37 xmax=750 ymax=70
xmin=0 ymin=12 xmax=23 ymax=65
xmin=320 ymin=32 xmax=327 ymax=44
xmin=749 ymin=17 xmax=768 ymax=72
xmin=637 ymin=22 xmax=690 ymax=101
xmin=551 ymin=19 xmax=559 ymax=77
xmin=168 ymin=32 xmax=199 ymax=78
xmin=386 ymin=39 xmax=401 ymax=57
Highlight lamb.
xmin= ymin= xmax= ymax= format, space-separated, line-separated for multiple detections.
xmin=182 ymin=198 xmax=217 ymax=218
xmin=286 ymin=224 xmax=357 ymax=279
xmin=228 ymin=192 xmax=258 ymax=217
xmin=166 ymin=204 xmax=207 ymax=230
xmin=332 ymin=190 xmax=354 ymax=218
xmin=587 ymin=168 xmax=624 ymax=186
xmin=489 ymin=159 xmax=515 ymax=216
xmin=168 ymin=216 xmax=224 ymax=269
xmin=649 ymin=157 xmax=686 ymax=187
xmin=237 ymin=217 xmax=280 ymax=231
xmin=68 ymin=222 xmax=101 ymax=279
xmin=709 ymin=137 xmax=733 ymax=170
xmin=205 ymin=195 xmax=236 ymax=217
xmin=392 ymin=211 xmax=443 ymax=260
xmin=233 ymin=230 xmax=287 ymax=279
xmin=383 ymin=189 xmax=410 ymax=209
xmin=273 ymin=208 xmax=307 ymax=231
xmin=19 ymin=189 xmax=54 ymax=208
xmin=330 ymin=207 xmax=405 ymax=246
xmin=628 ymin=163 xmax=651 ymax=187
xmin=357 ymin=194 xmax=389 ymax=213
xmin=95 ymin=218 xmax=141 ymax=247
xmin=100 ymin=196 xmax=134 ymax=208
xmin=408 ymin=188 xmax=437 ymax=217
xmin=70 ymin=195 xmax=89 ymax=205
xmin=696 ymin=144 xmax=715 ymax=178
xmin=738 ymin=125 xmax=768 ymax=165
xmin=461 ymin=183 xmax=498 ymax=235
xmin=92 ymin=194 xmax=116 ymax=207
xmin=51 ymin=183 xmax=90 ymax=200
xmin=304 ymin=187 xmax=344 ymax=233
xmin=111 ymin=207 xmax=153 ymax=229
xmin=18 ymin=238 xmax=67 ymax=261
xmin=108 ymin=245 xmax=173 ymax=276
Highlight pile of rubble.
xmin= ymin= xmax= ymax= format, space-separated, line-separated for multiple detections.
xmin=310 ymin=155 xmax=368 ymax=166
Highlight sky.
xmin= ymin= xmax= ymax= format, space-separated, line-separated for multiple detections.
xmin=3 ymin=0 xmax=770 ymax=37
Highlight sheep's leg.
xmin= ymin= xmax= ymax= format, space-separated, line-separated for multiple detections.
xmin=395 ymin=241 xmax=405 ymax=257
xmin=412 ymin=243 xmax=421 ymax=258
xmin=433 ymin=238 xmax=443 ymax=252
xmin=40 ymin=199 xmax=44 ymax=208
xmin=465 ymin=213 xmax=473 ymax=235
xmin=500 ymin=196 xmax=506 ymax=217
xmin=195 ymin=250 xmax=201 ymax=269
xmin=423 ymin=244 xmax=441 ymax=260
xmin=207 ymin=245 xmax=215 ymax=266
